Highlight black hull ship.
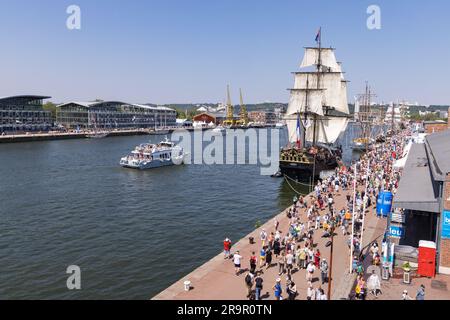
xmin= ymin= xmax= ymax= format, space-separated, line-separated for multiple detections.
xmin=279 ymin=29 xmax=350 ymax=181
xmin=280 ymin=146 xmax=342 ymax=180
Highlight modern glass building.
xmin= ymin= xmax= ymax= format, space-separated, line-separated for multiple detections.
xmin=56 ymin=101 xmax=176 ymax=129
xmin=0 ymin=95 xmax=52 ymax=133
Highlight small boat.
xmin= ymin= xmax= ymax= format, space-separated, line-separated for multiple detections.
xmin=120 ymin=138 xmax=188 ymax=170
xmin=86 ymin=131 xmax=109 ymax=139
xmin=152 ymin=129 xmax=170 ymax=135
xmin=211 ymin=126 xmax=226 ymax=135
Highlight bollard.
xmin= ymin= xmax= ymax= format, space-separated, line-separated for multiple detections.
xmin=184 ymin=280 xmax=191 ymax=291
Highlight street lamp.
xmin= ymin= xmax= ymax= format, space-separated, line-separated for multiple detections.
xmin=326 ymin=223 xmax=335 ymax=300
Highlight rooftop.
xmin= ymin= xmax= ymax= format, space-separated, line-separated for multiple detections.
xmin=0 ymin=95 xmax=51 ymax=104
xmin=425 ymin=129 xmax=450 ymax=182
xmin=393 ymin=143 xmax=440 ymax=213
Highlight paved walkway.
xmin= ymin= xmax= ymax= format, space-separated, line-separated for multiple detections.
xmin=153 ymin=185 xmax=383 ymax=300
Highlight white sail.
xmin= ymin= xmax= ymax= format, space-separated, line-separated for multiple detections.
xmin=305 ymin=117 xmax=348 ymax=144
xmin=285 ymin=116 xmax=298 ymax=143
xmin=338 ymin=80 xmax=349 ymax=114
xmin=287 ymin=40 xmax=349 ymax=146
xmin=300 ymin=48 xmax=341 ymax=72
xmin=354 ymin=96 xmax=360 ymax=113
xmin=293 ymin=73 xmax=348 ymax=115
xmin=286 ymin=89 xmax=324 ymax=116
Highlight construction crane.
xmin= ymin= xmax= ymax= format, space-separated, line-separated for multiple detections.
xmin=236 ymin=88 xmax=248 ymax=126
xmin=223 ymin=85 xmax=235 ymax=126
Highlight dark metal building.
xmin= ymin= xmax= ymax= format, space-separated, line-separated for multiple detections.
xmin=0 ymin=95 xmax=52 ymax=133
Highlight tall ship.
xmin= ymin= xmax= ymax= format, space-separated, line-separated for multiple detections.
xmin=279 ymin=29 xmax=350 ymax=180
xmin=352 ymin=83 xmax=375 ymax=151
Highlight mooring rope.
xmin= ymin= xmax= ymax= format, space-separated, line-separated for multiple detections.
xmin=284 ymin=173 xmax=315 ymax=187
xmin=283 ymin=174 xmax=312 ymax=196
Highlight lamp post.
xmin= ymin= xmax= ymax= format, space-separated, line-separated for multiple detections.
xmin=327 ymin=223 xmax=335 ymax=300
xmin=349 ymin=163 xmax=357 ymax=273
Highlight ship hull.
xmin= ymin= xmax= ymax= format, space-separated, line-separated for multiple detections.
xmin=279 ymin=158 xmax=338 ymax=181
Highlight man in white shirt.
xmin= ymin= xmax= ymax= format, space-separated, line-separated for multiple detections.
xmin=306 ymin=261 xmax=315 ymax=282
xmin=306 ymin=283 xmax=315 ymax=300
xmin=233 ymin=251 xmax=242 ymax=275
xmin=285 ymin=251 xmax=294 ymax=275
xmin=260 ymin=229 xmax=267 ymax=246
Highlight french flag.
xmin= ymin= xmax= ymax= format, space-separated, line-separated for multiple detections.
xmin=296 ymin=113 xmax=301 ymax=149
xmin=315 ymin=27 xmax=321 ymax=43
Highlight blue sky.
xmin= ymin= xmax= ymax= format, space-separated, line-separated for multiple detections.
xmin=0 ymin=0 xmax=449 ymax=105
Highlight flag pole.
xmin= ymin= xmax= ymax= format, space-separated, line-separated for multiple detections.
xmin=360 ymin=159 xmax=371 ymax=248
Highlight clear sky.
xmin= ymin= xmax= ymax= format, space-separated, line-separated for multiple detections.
xmin=0 ymin=0 xmax=449 ymax=105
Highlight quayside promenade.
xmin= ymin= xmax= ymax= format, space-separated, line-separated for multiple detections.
xmin=153 ymin=132 xmax=422 ymax=300
xmin=153 ymin=187 xmax=386 ymax=300
xmin=153 ymin=174 xmax=386 ymax=300
xmin=0 ymin=128 xmax=193 ymax=144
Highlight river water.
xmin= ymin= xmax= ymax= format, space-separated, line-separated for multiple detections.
xmin=0 ymin=126 xmax=362 ymax=299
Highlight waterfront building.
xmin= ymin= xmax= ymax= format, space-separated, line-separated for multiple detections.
xmin=56 ymin=101 xmax=176 ymax=130
xmin=424 ymin=120 xmax=448 ymax=134
xmin=192 ymin=113 xmax=216 ymax=126
xmin=393 ymin=118 xmax=450 ymax=275
xmin=248 ymin=110 xmax=277 ymax=125
xmin=0 ymin=95 xmax=52 ymax=133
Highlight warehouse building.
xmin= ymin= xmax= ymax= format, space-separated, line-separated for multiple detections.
xmin=393 ymin=122 xmax=450 ymax=275
xmin=56 ymin=101 xmax=176 ymax=129
xmin=0 ymin=95 xmax=52 ymax=133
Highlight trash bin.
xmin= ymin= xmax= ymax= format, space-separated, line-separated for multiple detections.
xmin=184 ymin=280 xmax=191 ymax=291
xmin=403 ymin=271 xmax=411 ymax=284
xmin=382 ymin=264 xmax=390 ymax=280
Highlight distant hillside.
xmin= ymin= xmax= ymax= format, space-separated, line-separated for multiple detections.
xmin=161 ymin=103 xmax=449 ymax=117
xmin=161 ymin=103 xmax=287 ymax=112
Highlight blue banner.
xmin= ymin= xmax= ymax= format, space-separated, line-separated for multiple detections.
xmin=389 ymin=225 xmax=404 ymax=238
xmin=442 ymin=210 xmax=450 ymax=239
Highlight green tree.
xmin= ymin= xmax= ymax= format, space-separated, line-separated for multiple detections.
xmin=43 ymin=102 xmax=57 ymax=121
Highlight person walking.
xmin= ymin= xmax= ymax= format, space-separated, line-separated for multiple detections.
xmin=265 ymin=247 xmax=273 ymax=269
xmin=367 ymin=270 xmax=382 ymax=297
xmin=402 ymin=289 xmax=413 ymax=300
xmin=259 ymin=247 xmax=266 ymax=268
xmin=306 ymin=261 xmax=315 ymax=282
xmin=249 ymin=252 xmax=257 ymax=274
xmin=260 ymin=229 xmax=267 ymax=247
xmin=299 ymin=246 xmax=307 ymax=269
xmin=278 ymin=251 xmax=286 ymax=276
xmin=287 ymin=280 xmax=297 ymax=300
xmin=273 ymin=278 xmax=283 ymax=301
xmin=223 ymin=238 xmax=232 ymax=259
xmin=244 ymin=271 xmax=254 ymax=298
xmin=233 ymin=251 xmax=242 ymax=275
xmin=274 ymin=219 xmax=280 ymax=231
xmin=254 ymin=274 xmax=263 ymax=300
xmin=273 ymin=238 xmax=281 ymax=257
xmin=286 ymin=250 xmax=294 ymax=276
xmin=314 ymin=249 xmax=321 ymax=268
xmin=319 ymin=288 xmax=327 ymax=300
xmin=320 ymin=258 xmax=329 ymax=285
xmin=416 ymin=285 xmax=425 ymax=300
xmin=306 ymin=282 xmax=315 ymax=300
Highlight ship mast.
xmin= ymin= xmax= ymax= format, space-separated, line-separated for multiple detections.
xmin=303 ymin=76 xmax=309 ymax=148
xmin=313 ymin=27 xmax=322 ymax=146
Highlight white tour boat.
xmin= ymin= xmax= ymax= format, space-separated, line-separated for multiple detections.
xmin=120 ymin=138 xmax=188 ymax=169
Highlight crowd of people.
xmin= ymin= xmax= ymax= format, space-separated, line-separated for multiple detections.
xmin=222 ymin=129 xmax=427 ymax=300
